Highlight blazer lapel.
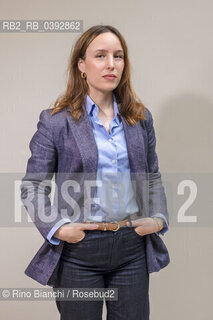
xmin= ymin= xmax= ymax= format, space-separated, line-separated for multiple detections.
xmin=121 ymin=116 xmax=147 ymax=216
xmin=66 ymin=106 xmax=98 ymax=173
xmin=121 ymin=117 xmax=146 ymax=173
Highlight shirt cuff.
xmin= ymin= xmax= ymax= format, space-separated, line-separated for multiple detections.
xmin=46 ymin=218 xmax=71 ymax=245
xmin=150 ymin=213 xmax=169 ymax=236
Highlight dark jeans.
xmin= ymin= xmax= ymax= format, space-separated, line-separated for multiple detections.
xmin=53 ymin=226 xmax=150 ymax=320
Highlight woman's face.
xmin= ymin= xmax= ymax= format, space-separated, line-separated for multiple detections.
xmin=78 ymin=32 xmax=125 ymax=96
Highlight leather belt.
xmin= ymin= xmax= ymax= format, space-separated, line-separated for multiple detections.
xmin=84 ymin=213 xmax=138 ymax=232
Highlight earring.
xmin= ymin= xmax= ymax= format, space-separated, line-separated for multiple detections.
xmin=81 ymin=72 xmax=86 ymax=79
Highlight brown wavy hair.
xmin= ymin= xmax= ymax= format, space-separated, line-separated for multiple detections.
xmin=50 ymin=25 xmax=147 ymax=125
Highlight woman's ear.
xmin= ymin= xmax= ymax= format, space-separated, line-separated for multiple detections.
xmin=77 ymin=58 xmax=85 ymax=73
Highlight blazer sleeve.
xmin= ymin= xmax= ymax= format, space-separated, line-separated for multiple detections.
xmin=20 ymin=109 xmax=65 ymax=243
xmin=145 ymin=108 xmax=169 ymax=234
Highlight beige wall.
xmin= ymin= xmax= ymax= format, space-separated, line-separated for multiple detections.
xmin=1 ymin=0 xmax=213 ymax=319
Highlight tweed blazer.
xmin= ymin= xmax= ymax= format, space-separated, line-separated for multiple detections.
xmin=20 ymin=104 xmax=170 ymax=286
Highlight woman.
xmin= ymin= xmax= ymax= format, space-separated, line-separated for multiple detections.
xmin=21 ymin=25 xmax=170 ymax=320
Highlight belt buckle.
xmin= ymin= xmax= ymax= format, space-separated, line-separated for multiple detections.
xmin=111 ymin=221 xmax=120 ymax=232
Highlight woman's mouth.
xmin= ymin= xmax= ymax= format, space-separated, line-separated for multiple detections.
xmin=103 ymin=75 xmax=117 ymax=80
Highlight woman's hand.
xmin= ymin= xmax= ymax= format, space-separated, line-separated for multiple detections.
xmin=53 ymin=223 xmax=99 ymax=243
xmin=126 ymin=217 xmax=162 ymax=236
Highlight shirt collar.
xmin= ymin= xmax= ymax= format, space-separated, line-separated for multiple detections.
xmin=85 ymin=93 xmax=120 ymax=123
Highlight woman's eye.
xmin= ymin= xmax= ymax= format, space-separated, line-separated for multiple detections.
xmin=96 ymin=55 xmax=124 ymax=59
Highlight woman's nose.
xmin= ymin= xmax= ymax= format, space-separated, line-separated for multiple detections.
xmin=106 ymin=55 xmax=115 ymax=68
